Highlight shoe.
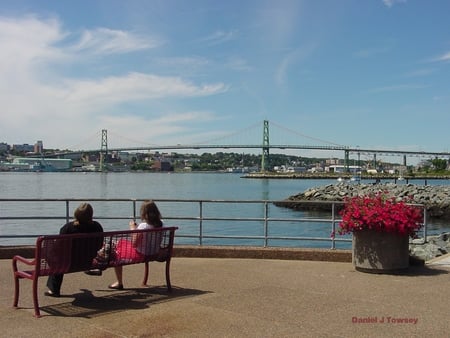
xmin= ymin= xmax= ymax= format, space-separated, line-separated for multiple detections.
xmin=44 ymin=290 xmax=60 ymax=297
xmin=108 ymin=283 xmax=124 ymax=290
xmin=84 ymin=269 xmax=102 ymax=276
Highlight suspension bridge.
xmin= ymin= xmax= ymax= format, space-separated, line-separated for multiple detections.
xmin=48 ymin=120 xmax=450 ymax=172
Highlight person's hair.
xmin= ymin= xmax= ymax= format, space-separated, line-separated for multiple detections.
xmin=140 ymin=200 xmax=162 ymax=227
xmin=73 ymin=203 xmax=94 ymax=226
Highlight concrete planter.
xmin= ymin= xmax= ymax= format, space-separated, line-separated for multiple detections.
xmin=352 ymin=229 xmax=409 ymax=273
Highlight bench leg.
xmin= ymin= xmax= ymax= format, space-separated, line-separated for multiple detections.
xmin=142 ymin=262 xmax=149 ymax=286
xmin=32 ymin=278 xmax=41 ymax=318
xmin=165 ymin=259 xmax=172 ymax=292
xmin=13 ymin=274 xmax=19 ymax=308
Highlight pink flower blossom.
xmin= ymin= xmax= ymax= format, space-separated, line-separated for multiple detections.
xmin=338 ymin=192 xmax=423 ymax=238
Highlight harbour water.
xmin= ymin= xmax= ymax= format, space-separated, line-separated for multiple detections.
xmin=1 ymin=172 xmax=449 ymax=247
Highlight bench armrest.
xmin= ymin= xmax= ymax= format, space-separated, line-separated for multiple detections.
xmin=12 ymin=255 xmax=36 ymax=266
xmin=12 ymin=255 xmax=36 ymax=272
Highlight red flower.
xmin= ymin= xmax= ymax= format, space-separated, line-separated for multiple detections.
xmin=338 ymin=192 xmax=423 ymax=238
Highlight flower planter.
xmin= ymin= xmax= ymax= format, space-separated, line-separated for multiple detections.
xmin=352 ymin=229 xmax=410 ymax=273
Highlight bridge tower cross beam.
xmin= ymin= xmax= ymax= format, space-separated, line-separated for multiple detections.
xmin=260 ymin=120 xmax=270 ymax=172
xmin=100 ymin=129 xmax=108 ymax=172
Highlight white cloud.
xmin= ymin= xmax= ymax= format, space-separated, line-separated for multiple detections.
xmin=71 ymin=27 xmax=160 ymax=54
xmin=98 ymin=111 xmax=218 ymax=148
xmin=63 ymin=72 xmax=227 ymax=109
xmin=404 ymin=68 xmax=435 ymax=78
xmin=226 ymin=57 xmax=252 ymax=71
xmin=0 ymin=15 xmax=228 ymax=148
xmin=382 ymin=0 xmax=407 ymax=8
xmin=199 ymin=30 xmax=238 ymax=45
xmin=275 ymin=44 xmax=317 ymax=86
xmin=0 ymin=16 xmax=67 ymax=74
xmin=433 ymin=51 xmax=450 ymax=62
xmin=154 ymin=56 xmax=210 ymax=68
xmin=368 ymin=84 xmax=428 ymax=93
xmin=353 ymin=44 xmax=392 ymax=58
xmin=254 ymin=1 xmax=304 ymax=49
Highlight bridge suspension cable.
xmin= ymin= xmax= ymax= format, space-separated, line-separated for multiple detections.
xmin=194 ymin=121 xmax=262 ymax=145
xmin=65 ymin=130 xmax=102 ymax=151
xmin=107 ymin=130 xmax=162 ymax=147
xmin=269 ymin=121 xmax=345 ymax=147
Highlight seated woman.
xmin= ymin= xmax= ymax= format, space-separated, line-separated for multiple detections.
xmin=108 ymin=200 xmax=163 ymax=290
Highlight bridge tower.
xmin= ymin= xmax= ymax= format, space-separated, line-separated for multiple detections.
xmin=100 ymin=129 xmax=108 ymax=172
xmin=260 ymin=120 xmax=270 ymax=172
xmin=344 ymin=150 xmax=350 ymax=173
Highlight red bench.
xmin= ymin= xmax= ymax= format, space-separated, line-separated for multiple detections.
xmin=12 ymin=226 xmax=178 ymax=317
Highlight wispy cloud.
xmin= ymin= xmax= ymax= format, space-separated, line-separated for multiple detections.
xmin=100 ymin=111 xmax=218 ymax=147
xmin=368 ymin=83 xmax=428 ymax=93
xmin=199 ymin=29 xmax=238 ymax=45
xmin=226 ymin=57 xmax=252 ymax=71
xmin=382 ymin=0 xmax=407 ymax=8
xmin=432 ymin=51 xmax=450 ymax=62
xmin=64 ymin=72 xmax=227 ymax=105
xmin=404 ymin=68 xmax=435 ymax=78
xmin=71 ymin=27 xmax=161 ymax=54
xmin=353 ymin=45 xmax=392 ymax=58
xmin=154 ymin=56 xmax=210 ymax=68
xmin=275 ymin=44 xmax=317 ymax=86
xmin=255 ymin=1 xmax=303 ymax=49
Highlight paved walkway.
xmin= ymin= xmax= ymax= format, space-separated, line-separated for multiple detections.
xmin=1 ymin=254 xmax=449 ymax=338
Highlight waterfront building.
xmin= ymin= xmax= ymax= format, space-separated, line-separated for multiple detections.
xmin=34 ymin=141 xmax=43 ymax=154
xmin=326 ymin=165 xmax=362 ymax=174
xmin=12 ymin=144 xmax=34 ymax=153
xmin=3 ymin=157 xmax=72 ymax=171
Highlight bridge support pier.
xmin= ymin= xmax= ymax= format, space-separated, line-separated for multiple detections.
xmin=344 ymin=150 xmax=350 ymax=173
xmin=260 ymin=120 xmax=270 ymax=172
xmin=100 ymin=129 xmax=108 ymax=172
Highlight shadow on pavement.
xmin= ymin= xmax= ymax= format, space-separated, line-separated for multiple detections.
xmin=355 ymin=265 xmax=449 ymax=277
xmin=40 ymin=285 xmax=209 ymax=318
xmin=403 ymin=265 xmax=449 ymax=276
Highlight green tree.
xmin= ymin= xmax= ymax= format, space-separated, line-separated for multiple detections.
xmin=431 ymin=158 xmax=448 ymax=171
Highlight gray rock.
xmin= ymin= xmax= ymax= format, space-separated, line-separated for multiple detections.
xmin=276 ymin=183 xmax=450 ymax=219
xmin=409 ymin=232 xmax=450 ymax=261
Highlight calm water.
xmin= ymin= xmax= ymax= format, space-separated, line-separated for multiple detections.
xmin=1 ymin=172 xmax=449 ymax=247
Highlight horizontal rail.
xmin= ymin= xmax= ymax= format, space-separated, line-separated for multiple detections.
xmin=0 ymin=198 xmax=427 ymax=249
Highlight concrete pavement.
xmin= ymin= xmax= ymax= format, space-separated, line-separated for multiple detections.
xmin=1 ymin=250 xmax=449 ymax=337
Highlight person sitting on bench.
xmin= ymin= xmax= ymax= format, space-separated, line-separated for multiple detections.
xmin=108 ymin=200 xmax=163 ymax=290
xmin=45 ymin=203 xmax=104 ymax=297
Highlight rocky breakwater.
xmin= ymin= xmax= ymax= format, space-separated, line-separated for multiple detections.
xmin=275 ymin=182 xmax=450 ymax=219
xmin=410 ymin=232 xmax=450 ymax=261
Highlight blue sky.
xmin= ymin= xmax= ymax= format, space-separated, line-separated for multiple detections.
xmin=0 ymin=0 xmax=449 ymax=162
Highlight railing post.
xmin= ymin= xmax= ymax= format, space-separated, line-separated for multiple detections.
xmin=423 ymin=207 xmax=428 ymax=243
xmin=331 ymin=202 xmax=336 ymax=249
xmin=132 ymin=200 xmax=137 ymax=220
xmin=264 ymin=201 xmax=269 ymax=247
xmin=65 ymin=200 xmax=70 ymax=224
xmin=199 ymin=201 xmax=203 ymax=246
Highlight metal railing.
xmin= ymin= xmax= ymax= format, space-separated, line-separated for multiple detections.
xmin=0 ymin=198 xmax=428 ymax=248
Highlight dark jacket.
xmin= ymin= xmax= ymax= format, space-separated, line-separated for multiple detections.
xmin=59 ymin=221 xmax=104 ymax=271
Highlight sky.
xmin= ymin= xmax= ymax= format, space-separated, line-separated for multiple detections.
xmin=0 ymin=0 xmax=449 ymax=162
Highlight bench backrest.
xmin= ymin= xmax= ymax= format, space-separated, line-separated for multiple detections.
xmin=35 ymin=227 xmax=177 ymax=276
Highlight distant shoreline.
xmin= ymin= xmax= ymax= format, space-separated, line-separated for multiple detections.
xmin=243 ymin=173 xmax=450 ymax=180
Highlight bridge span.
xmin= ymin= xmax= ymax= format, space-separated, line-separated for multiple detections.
xmin=44 ymin=120 xmax=450 ymax=171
